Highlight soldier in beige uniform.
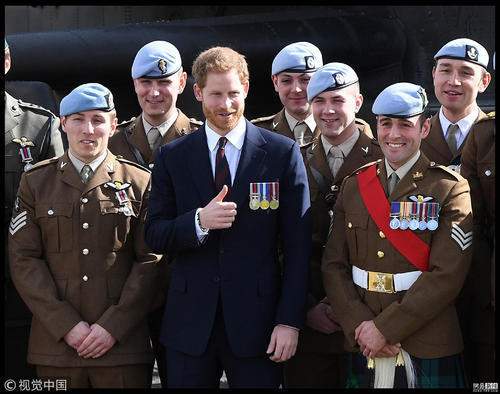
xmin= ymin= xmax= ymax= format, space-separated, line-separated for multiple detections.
xmin=9 ymin=83 xmax=161 ymax=388
xmin=5 ymin=38 xmax=65 ymax=380
xmin=421 ymin=38 xmax=492 ymax=173
xmin=283 ymin=62 xmax=383 ymax=388
xmin=108 ymin=41 xmax=201 ymax=387
xmin=421 ymin=39 xmax=494 ymax=386
xmin=251 ymin=41 xmax=323 ymax=150
xmin=457 ymin=51 xmax=495 ymax=385
xmin=322 ymin=83 xmax=473 ymax=388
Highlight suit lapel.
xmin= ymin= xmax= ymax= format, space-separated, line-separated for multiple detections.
xmin=58 ymin=153 xmax=86 ymax=192
xmin=127 ymin=115 xmax=152 ymax=162
xmin=231 ymin=120 xmax=267 ymax=208
xmin=425 ymin=115 xmax=452 ymax=164
xmin=186 ymin=127 xmax=217 ymax=205
xmin=309 ymin=138 xmax=334 ymax=183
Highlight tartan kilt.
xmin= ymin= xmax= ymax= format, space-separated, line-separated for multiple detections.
xmin=346 ymin=351 xmax=468 ymax=388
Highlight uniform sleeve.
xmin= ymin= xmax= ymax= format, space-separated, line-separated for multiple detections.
xmin=8 ymin=172 xmax=82 ymax=342
xmin=96 ymin=177 xmax=162 ymax=342
xmin=321 ymin=179 xmax=377 ymax=349
xmin=374 ymin=178 xmax=473 ymax=344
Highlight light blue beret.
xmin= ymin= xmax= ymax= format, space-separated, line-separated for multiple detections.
xmin=434 ymin=38 xmax=489 ymax=69
xmin=372 ymin=82 xmax=428 ymax=118
xmin=60 ymin=83 xmax=114 ymax=116
xmin=271 ymin=41 xmax=323 ymax=75
xmin=306 ymin=62 xmax=358 ymax=101
xmin=131 ymin=40 xmax=182 ymax=79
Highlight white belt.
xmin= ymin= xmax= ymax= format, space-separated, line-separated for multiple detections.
xmin=352 ymin=265 xmax=421 ymax=293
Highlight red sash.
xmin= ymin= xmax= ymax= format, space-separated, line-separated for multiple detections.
xmin=357 ymin=165 xmax=430 ymax=272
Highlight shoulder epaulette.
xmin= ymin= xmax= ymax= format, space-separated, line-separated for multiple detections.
xmin=350 ymin=159 xmax=382 ymax=177
xmin=250 ymin=114 xmax=275 ymax=124
xmin=189 ymin=118 xmax=203 ymax=126
xmin=17 ymin=100 xmax=56 ymax=117
xmin=428 ymin=161 xmax=462 ymax=181
xmin=116 ymin=156 xmax=152 ymax=174
xmin=117 ymin=117 xmax=136 ymax=128
xmin=26 ymin=156 xmax=59 ymax=172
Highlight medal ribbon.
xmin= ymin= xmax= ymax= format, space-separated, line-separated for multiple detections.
xmin=357 ymin=165 xmax=430 ymax=272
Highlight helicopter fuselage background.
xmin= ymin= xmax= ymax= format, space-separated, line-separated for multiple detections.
xmin=5 ymin=5 xmax=495 ymax=133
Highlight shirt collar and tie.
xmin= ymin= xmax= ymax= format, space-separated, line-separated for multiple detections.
xmin=384 ymin=151 xmax=420 ymax=196
xmin=67 ymin=150 xmax=108 ymax=184
xmin=284 ymin=110 xmax=316 ymax=145
xmin=205 ymin=118 xmax=246 ymax=185
xmin=142 ymin=110 xmax=179 ymax=150
xmin=438 ymin=107 xmax=479 ymax=152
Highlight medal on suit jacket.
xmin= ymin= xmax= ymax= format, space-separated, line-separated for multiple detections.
xmin=249 ymin=183 xmax=260 ymax=210
xmin=12 ymin=136 xmax=35 ymax=171
xmin=269 ymin=182 xmax=279 ymax=210
xmin=260 ymin=182 xmax=270 ymax=210
xmin=106 ymin=181 xmax=133 ymax=216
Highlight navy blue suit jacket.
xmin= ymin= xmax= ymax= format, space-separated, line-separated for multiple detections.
xmin=145 ymin=119 xmax=311 ymax=358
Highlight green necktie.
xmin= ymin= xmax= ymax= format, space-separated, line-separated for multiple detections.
xmin=446 ymin=124 xmax=459 ymax=154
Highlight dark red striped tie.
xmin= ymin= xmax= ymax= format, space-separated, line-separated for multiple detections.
xmin=215 ymin=137 xmax=231 ymax=193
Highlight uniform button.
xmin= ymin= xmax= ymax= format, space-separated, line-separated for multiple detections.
xmin=379 ymin=231 xmax=386 ymax=239
xmin=213 ymin=276 xmax=220 ymax=283
xmin=331 ymin=185 xmax=339 ymax=192
xmin=48 ymin=209 xmax=54 ymax=215
xmin=81 ymin=198 xmax=88 ymax=204
xmin=348 ymin=222 xmax=353 ymax=228
xmin=82 ymin=222 xmax=89 ymax=229
xmin=149 ymin=163 xmax=154 ymax=169
xmin=377 ymin=251 xmax=385 ymax=258
xmin=82 ymin=248 xmax=89 ymax=255
xmin=485 ymin=170 xmax=491 ymax=176
xmin=82 ymin=275 xmax=88 ymax=282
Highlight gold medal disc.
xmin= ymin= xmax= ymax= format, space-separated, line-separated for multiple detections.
xmin=260 ymin=199 xmax=270 ymax=210
xmin=269 ymin=199 xmax=279 ymax=210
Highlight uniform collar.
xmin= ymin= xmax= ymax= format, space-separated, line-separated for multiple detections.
xmin=142 ymin=109 xmax=179 ymax=137
xmin=68 ymin=149 xmax=108 ymax=174
xmin=321 ymin=127 xmax=360 ymax=158
xmin=385 ymin=151 xmax=421 ymax=181
xmin=284 ymin=109 xmax=316 ymax=132
xmin=438 ymin=106 xmax=479 ymax=137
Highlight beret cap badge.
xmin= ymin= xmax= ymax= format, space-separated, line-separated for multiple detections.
xmin=466 ymin=45 xmax=478 ymax=61
xmin=158 ymin=59 xmax=167 ymax=74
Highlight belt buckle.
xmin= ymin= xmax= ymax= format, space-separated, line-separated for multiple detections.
xmin=368 ymin=271 xmax=394 ymax=293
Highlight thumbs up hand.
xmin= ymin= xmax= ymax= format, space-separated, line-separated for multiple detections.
xmin=198 ymin=185 xmax=237 ymax=230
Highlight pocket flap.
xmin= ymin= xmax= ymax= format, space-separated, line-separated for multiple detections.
xmin=35 ymin=203 xmax=73 ymax=218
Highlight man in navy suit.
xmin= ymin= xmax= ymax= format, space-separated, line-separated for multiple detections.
xmin=144 ymin=46 xmax=311 ymax=388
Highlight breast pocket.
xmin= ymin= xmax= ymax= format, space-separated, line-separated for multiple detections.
xmin=98 ymin=199 xmax=140 ymax=251
xmin=345 ymin=213 xmax=369 ymax=261
xmin=35 ymin=203 xmax=73 ymax=253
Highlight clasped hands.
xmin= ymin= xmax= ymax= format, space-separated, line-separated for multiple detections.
xmin=64 ymin=321 xmax=116 ymax=359
xmin=355 ymin=320 xmax=401 ymax=359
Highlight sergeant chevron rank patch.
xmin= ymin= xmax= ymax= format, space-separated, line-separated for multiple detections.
xmin=9 ymin=211 xmax=27 ymax=236
xmin=450 ymin=223 xmax=472 ymax=251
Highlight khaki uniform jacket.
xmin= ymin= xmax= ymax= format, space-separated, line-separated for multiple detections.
xmin=421 ymin=109 xmax=490 ymax=168
xmin=300 ymin=127 xmax=383 ymax=354
xmin=5 ymin=91 xmax=65 ymax=326
xmin=458 ymin=112 xmax=495 ymax=319
xmin=8 ymin=151 xmax=161 ymax=367
xmin=109 ymin=109 xmax=202 ymax=170
xmin=322 ymin=153 xmax=473 ymax=359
